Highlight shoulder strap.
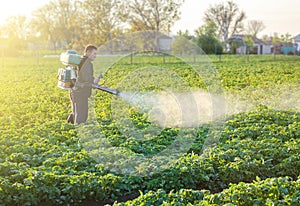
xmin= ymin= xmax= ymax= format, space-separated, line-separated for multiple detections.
xmin=77 ymin=56 xmax=88 ymax=71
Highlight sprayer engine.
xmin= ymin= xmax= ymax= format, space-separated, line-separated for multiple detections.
xmin=57 ymin=50 xmax=80 ymax=90
xmin=57 ymin=50 xmax=120 ymax=96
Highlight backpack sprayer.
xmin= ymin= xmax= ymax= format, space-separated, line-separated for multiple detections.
xmin=57 ymin=50 xmax=120 ymax=96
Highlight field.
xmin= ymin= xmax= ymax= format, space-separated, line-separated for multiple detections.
xmin=0 ymin=54 xmax=299 ymax=205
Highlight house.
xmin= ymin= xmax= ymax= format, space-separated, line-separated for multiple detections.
xmin=228 ymin=34 xmax=246 ymax=54
xmin=252 ymin=37 xmax=272 ymax=54
xmin=139 ymin=32 xmax=172 ymax=52
xmin=269 ymin=41 xmax=297 ymax=55
xmin=293 ymin=33 xmax=300 ymax=52
xmin=99 ymin=31 xmax=172 ymax=54
xmin=157 ymin=34 xmax=172 ymax=52
xmin=229 ymin=34 xmax=272 ymax=54
xmin=281 ymin=43 xmax=297 ymax=55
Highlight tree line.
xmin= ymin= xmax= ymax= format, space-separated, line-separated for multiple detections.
xmin=0 ymin=0 xmax=294 ymax=55
xmin=0 ymin=0 xmax=183 ymax=52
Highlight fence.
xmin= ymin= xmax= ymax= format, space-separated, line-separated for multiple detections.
xmin=1 ymin=51 xmax=299 ymax=69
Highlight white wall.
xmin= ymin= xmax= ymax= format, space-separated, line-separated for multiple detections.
xmin=253 ymin=44 xmax=272 ymax=54
xmin=158 ymin=38 xmax=172 ymax=52
xmin=296 ymin=42 xmax=300 ymax=52
xmin=236 ymin=46 xmax=246 ymax=54
xmin=262 ymin=45 xmax=272 ymax=54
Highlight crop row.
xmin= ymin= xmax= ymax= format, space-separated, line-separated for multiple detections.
xmin=115 ymin=176 xmax=300 ymax=205
xmin=0 ymin=56 xmax=299 ymax=205
xmin=1 ymin=106 xmax=298 ymax=205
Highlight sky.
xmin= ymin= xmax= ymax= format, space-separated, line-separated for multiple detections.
xmin=0 ymin=0 xmax=299 ymax=38
xmin=172 ymin=0 xmax=300 ymax=37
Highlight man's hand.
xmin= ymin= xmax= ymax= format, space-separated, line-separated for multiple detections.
xmin=94 ymin=77 xmax=100 ymax=84
xmin=94 ymin=74 xmax=103 ymax=84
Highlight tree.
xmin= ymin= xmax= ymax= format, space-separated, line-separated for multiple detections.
xmin=246 ymin=20 xmax=265 ymax=37
xmin=52 ymin=0 xmax=81 ymax=47
xmin=176 ymin=30 xmax=195 ymax=41
xmin=243 ymin=36 xmax=254 ymax=56
xmin=195 ymin=22 xmax=223 ymax=54
xmin=261 ymin=34 xmax=270 ymax=42
xmin=204 ymin=0 xmax=246 ymax=51
xmin=0 ymin=0 xmax=184 ymax=51
xmin=30 ymin=0 xmax=80 ymax=50
xmin=30 ymin=3 xmax=58 ymax=50
xmin=271 ymin=32 xmax=281 ymax=58
xmin=124 ymin=0 xmax=184 ymax=32
xmin=172 ymin=35 xmax=199 ymax=55
xmin=0 ymin=15 xmax=29 ymax=54
xmin=172 ymin=30 xmax=197 ymax=55
xmin=280 ymin=33 xmax=293 ymax=44
xmin=80 ymin=0 xmax=124 ymax=47
xmin=1 ymin=15 xmax=29 ymax=40
xmin=228 ymin=37 xmax=244 ymax=54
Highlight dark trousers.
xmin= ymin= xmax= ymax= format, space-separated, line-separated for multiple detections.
xmin=67 ymin=90 xmax=89 ymax=124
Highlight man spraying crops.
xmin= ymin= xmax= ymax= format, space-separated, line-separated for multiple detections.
xmin=67 ymin=44 xmax=100 ymax=124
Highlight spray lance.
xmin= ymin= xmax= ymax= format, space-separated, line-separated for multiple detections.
xmin=92 ymin=73 xmax=120 ymax=96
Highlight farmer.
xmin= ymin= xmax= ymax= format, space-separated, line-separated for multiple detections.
xmin=67 ymin=44 xmax=100 ymax=124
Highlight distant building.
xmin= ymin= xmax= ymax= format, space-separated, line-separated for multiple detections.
xmin=99 ymin=31 xmax=172 ymax=54
xmin=228 ymin=34 xmax=246 ymax=54
xmin=267 ymin=41 xmax=297 ymax=55
xmin=253 ymin=38 xmax=272 ymax=55
xmin=157 ymin=35 xmax=172 ymax=52
xmin=293 ymin=34 xmax=300 ymax=53
xmin=229 ymin=34 xmax=272 ymax=55
xmin=281 ymin=44 xmax=297 ymax=55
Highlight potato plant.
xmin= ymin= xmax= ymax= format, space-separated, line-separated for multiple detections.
xmin=0 ymin=55 xmax=299 ymax=205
